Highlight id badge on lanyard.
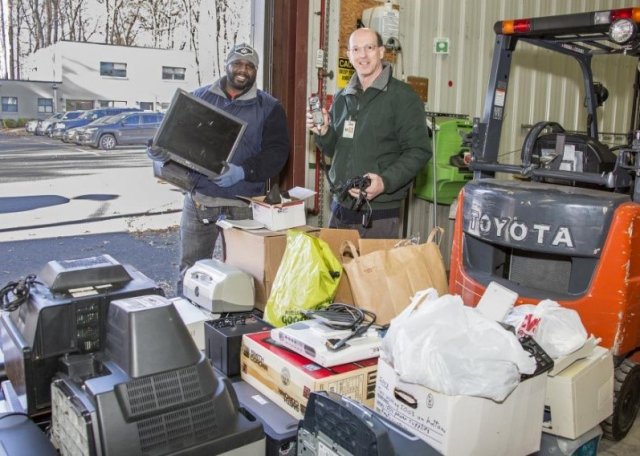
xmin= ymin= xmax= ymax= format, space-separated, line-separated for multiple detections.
xmin=343 ymin=119 xmax=356 ymax=138
xmin=343 ymin=94 xmax=359 ymax=139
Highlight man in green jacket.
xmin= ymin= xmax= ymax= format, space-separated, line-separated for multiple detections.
xmin=308 ymin=27 xmax=431 ymax=238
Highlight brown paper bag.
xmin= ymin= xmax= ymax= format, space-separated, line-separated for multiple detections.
xmin=319 ymin=228 xmax=361 ymax=305
xmin=341 ymin=227 xmax=448 ymax=325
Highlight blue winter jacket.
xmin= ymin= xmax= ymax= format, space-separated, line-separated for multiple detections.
xmin=189 ymin=79 xmax=290 ymax=199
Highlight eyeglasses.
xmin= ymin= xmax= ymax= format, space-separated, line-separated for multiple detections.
xmin=348 ymin=44 xmax=380 ymax=55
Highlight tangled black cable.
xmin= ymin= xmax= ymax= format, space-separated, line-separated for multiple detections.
xmin=0 ymin=274 xmax=40 ymax=312
xmin=304 ymin=303 xmax=378 ymax=351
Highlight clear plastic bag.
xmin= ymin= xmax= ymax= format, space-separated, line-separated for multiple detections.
xmin=264 ymin=230 xmax=343 ymax=327
xmin=382 ymin=289 xmax=536 ymax=402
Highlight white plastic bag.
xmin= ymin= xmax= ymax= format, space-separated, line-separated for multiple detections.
xmin=382 ymin=289 xmax=536 ymax=402
xmin=504 ymin=299 xmax=588 ymax=359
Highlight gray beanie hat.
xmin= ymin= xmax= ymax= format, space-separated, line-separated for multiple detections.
xmin=226 ymin=43 xmax=259 ymax=68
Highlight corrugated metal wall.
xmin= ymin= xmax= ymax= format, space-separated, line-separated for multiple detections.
xmin=396 ymin=0 xmax=637 ymax=265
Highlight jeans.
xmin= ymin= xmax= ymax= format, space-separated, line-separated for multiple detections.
xmin=178 ymin=194 xmax=252 ymax=292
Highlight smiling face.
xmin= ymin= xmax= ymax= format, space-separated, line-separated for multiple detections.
xmin=225 ymin=59 xmax=257 ymax=93
xmin=347 ymin=28 xmax=385 ymax=85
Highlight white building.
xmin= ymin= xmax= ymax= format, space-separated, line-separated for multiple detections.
xmin=0 ymin=79 xmax=62 ymax=121
xmin=2 ymin=40 xmax=198 ymax=120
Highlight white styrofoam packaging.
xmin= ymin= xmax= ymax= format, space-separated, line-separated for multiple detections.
xmin=249 ymin=197 xmax=306 ymax=231
xmin=374 ymin=358 xmax=546 ymax=456
xmin=543 ymin=345 xmax=614 ymax=439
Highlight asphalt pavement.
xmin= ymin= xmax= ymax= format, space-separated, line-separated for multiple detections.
xmin=0 ymin=129 xmax=184 ymax=297
xmin=0 ymin=228 xmax=181 ymax=297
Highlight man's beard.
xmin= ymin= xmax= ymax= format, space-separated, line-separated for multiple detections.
xmin=226 ymin=69 xmax=256 ymax=92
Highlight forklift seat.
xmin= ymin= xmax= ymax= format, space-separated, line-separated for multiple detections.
xmin=522 ymin=121 xmax=617 ymax=186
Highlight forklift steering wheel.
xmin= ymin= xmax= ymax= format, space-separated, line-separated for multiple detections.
xmin=521 ymin=121 xmax=566 ymax=168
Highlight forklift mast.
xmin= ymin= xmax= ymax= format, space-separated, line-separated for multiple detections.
xmin=471 ymin=8 xmax=640 ymax=186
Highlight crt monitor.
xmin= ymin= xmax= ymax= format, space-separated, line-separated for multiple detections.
xmin=152 ymin=88 xmax=247 ymax=178
xmin=50 ymin=295 xmax=265 ymax=456
xmin=0 ymin=255 xmax=163 ymax=416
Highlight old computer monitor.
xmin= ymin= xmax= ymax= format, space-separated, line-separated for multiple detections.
xmin=152 ymin=89 xmax=247 ymax=178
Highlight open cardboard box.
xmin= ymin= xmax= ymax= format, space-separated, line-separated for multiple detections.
xmin=237 ymin=187 xmax=315 ymax=231
xmin=375 ymin=357 xmax=546 ymax=456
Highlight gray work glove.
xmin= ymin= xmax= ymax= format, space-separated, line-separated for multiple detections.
xmin=146 ymin=140 xmax=170 ymax=162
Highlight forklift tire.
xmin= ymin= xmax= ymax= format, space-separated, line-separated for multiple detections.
xmin=602 ymin=359 xmax=640 ymax=441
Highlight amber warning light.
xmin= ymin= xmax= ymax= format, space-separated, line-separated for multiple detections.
xmin=500 ymin=8 xmax=640 ymax=36
xmin=501 ymin=19 xmax=531 ymax=35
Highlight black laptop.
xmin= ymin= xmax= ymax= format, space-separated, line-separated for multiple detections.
xmin=152 ymin=89 xmax=247 ymax=178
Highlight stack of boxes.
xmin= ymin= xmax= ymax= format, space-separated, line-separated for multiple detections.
xmin=202 ymin=218 xmax=383 ymax=454
xmin=539 ymin=338 xmax=613 ymax=454
xmin=174 ymin=220 xmax=617 ymax=456
xmin=240 ymin=330 xmax=378 ymax=419
xmin=223 ymin=224 xmax=381 ymax=419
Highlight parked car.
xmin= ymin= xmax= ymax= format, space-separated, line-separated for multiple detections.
xmin=35 ymin=112 xmax=64 ymax=135
xmin=35 ymin=111 xmax=84 ymax=136
xmin=52 ymin=107 xmax=141 ymax=140
xmin=25 ymin=119 xmax=39 ymax=133
xmin=78 ymin=112 xmax=165 ymax=149
xmin=64 ymin=114 xmax=122 ymax=144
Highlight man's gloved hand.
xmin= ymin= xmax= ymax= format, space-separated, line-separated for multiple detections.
xmin=146 ymin=143 xmax=170 ymax=162
xmin=214 ymin=163 xmax=245 ymax=187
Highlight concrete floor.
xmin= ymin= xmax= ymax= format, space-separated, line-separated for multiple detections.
xmin=599 ymin=418 xmax=640 ymax=455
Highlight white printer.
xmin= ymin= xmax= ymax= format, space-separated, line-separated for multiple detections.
xmin=183 ymin=259 xmax=255 ymax=313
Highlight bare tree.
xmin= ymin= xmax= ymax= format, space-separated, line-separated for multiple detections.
xmin=6 ymin=0 xmax=203 ymax=79
xmin=104 ymin=0 xmax=143 ymax=46
xmin=181 ymin=0 xmax=201 ymax=84
xmin=0 ymin=0 xmax=8 ymax=78
xmin=56 ymin=0 xmax=98 ymax=41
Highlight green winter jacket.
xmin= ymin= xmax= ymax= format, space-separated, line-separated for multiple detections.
xmin=315 ymin=64 xmax=431 ymax=210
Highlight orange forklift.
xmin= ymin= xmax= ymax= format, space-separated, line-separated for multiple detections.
xmin=449 ymin=7 xmax=640 ymax=440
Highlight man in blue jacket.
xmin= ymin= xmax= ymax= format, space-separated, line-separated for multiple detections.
xmin=307 ymin=28 xmax=430 ymax=238
xmin=150 ymin=43 xmax=289 ymax=290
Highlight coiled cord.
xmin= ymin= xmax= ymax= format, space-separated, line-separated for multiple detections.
xmin=304 ymin=303 xmax=378 ymax=351
xmin=0 ymin=274 xmax=40 ymax=312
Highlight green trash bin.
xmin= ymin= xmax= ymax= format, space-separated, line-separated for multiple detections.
xmin=415 ymin=115 xmax=473 ymax=205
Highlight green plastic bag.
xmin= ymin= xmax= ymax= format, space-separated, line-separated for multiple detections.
xmin=264 ymin=229 xmax=343 ymax=327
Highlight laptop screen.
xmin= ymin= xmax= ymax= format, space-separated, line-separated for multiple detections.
xmin=152 ymin=89 xmax=247 ymax=178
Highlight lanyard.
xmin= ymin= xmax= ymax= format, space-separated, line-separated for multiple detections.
xmin=345 ymin=93 xmax=360 ymax=121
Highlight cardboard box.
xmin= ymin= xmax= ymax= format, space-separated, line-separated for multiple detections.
xmin=543 ymin=346 xmax=614 ymax=439
xmin=249 ymin=196 xmax=306 ymax=231
xmin=223 ymin=226 xmax=319 ymax=310
xmin=241 ymin=331 xmax=378 ymax=419
xmin=374 ymin=358 xmax=546 ymax=456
